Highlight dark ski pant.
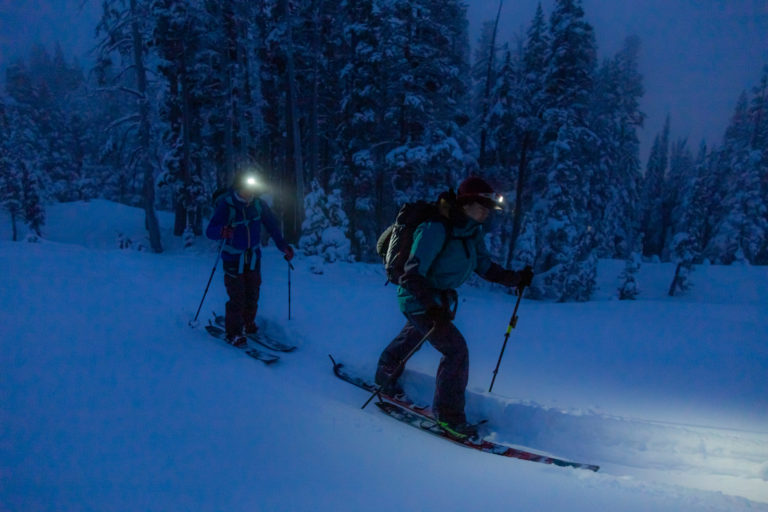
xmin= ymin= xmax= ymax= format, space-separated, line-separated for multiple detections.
xmin=223 ymin=258 xmax=261 ymax=337
xmin=376 ymin=313 xmax=469 ymax=424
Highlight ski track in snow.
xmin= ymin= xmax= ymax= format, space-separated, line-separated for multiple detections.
xmin=1 ymin=200 xmax=767 ymax=511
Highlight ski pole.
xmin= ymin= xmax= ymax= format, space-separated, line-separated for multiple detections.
xmin=189 ymin=239 xmax=224 ymax=327
xmin=361 ymin=324 xmax=437 ymax=410
xmin=287 ymin=259 xmax=294 ymax=320
xmin=488 ymin=287 xmax=525 ymax=393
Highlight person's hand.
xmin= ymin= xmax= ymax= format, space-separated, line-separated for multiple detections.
xmin=425 ymin=305 xmax=452 ymax=325
xmin=283 ymin=245 xmax=295 ymax=261
xmin=220 ymin=226 xmax=234 ymax=239
xmin=518 ymin=265 xmax=534 ymax=288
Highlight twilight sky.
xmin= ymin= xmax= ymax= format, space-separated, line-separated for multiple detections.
xmin=1 ymin=0 xmax=767 ymax=163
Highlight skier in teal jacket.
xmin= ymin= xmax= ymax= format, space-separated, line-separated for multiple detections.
xmin=376 ymin=176 xmax=533 ymax=437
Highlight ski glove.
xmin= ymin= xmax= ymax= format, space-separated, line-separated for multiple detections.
xmin=220 ymin=226 xmax=234 ymax=239
xmin=282 ymin=245 xmax=295 ymax=261
xmin=518 ymin=265 xmax=534 ymax=288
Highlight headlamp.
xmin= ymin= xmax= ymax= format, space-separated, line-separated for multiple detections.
xmin=241 ymin=174 xmax=260 ymax=191
xmin=476 ymin=192 xmax=504 ymax=210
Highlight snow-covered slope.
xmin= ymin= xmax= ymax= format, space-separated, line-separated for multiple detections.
xmin=1 ymin=200 xmax=766 ymax=511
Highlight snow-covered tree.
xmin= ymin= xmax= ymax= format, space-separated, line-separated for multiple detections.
xmin=668 ymin=232 xmax=696 ymax=296
xmin=705 ymin=76 xmax=768 ymax=264
xmin=3 ymin=46 xmax=91 ymax=204
xmin=640 ymin=115 xmax=670 ymax=259
xmin=472 ymin=1 xmax=504 ymax=168
xmin=509 ymin=215 xmax=537 ymax=268
xmin=530 ymin=0 xmax=598 ymax=301
xmin=589 ymin=36 xmax=644 ymax=259
xmin=152 ymin=0 xmax=209 ymax=238
xmin=95 ymin=0 xmax=163 ymax=252
xmin=383 ymin=0 xmax=471 ymax=200
xmin=504 ymin=3 xmax=550 ymax=262
xmin=332 ymin=0 xmax=393 ymax=261
xmin=661 ymin=138 xmax=695 ymax=260
xmin=0 ymin=94 xmax=46 ymax=239
xmin=0 ymin=100 xmax=25 ymax=240
xmin=299 ymin=182 xmax=352 ymax=267
xmin=618 ymin=252 xmax=641 ymax=300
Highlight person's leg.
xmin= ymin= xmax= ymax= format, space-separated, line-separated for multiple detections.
xmin=375 ymin=318 xmax=425 ymax=393
xmin=242 ymin=259 xmax=262 ymax=333
xmin=224 ymin=262 xmax=247 ymax=339
xmin=412 ymin=317 xmax=469 ymax=424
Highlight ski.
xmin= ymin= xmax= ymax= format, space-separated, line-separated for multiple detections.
xmin=329 ymin=355 xmax=430 ymax=412
xmin=376 ymin=401 xmax=600 ymax=472
xmin=214 ymin=314 xmax=295 ymax=352
xmin=330 ymin=355 xmax=599 ymax=472
xmin=204 ymin=324 xmax=279 ymax=365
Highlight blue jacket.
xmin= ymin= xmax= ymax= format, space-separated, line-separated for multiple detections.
xmin=206 ymin=190 xmax=288 ymax=272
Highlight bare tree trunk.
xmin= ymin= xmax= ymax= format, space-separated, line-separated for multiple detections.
xmin=223 ymin=4 xmax=236 ymax=182
xmin=668 ymin=262 xmax=683 ymax=296
xmin=307 ymin=0 xmax=321 ymax=184
xmin=478 ymin=0 xmax=503 ymax=167
xmin=282 ymin=0 xmax=305 ymax=243
xmin=10 ymin=209 xmax=18 ymax=242
xmin=236 ymin=6 xmax=253 ymax=172
xmin=181 ymin=47 xmax=203 ymax=236
xmin=750 ymin=74 xmax=766 ymax=149
xmin=131 ymin=0 xmax=162 ymax=253
xmin=506 ymin=131 xmax=531 ymax=267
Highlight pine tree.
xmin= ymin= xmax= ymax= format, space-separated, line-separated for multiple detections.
xmin=589 ymin=36 xmax=644 ymax=259
xmin=673 ymin=141 xmax=712 ymax=260
xmin=152 ymin=0 xmax=209 ymax=238
xmin=509 ymin=214 xmax=536 ymax=267
xmin=383 ymin=0 xmax=471 ymax=201
xmin=531 ymin=0 xmax=598 ymax=301
xmin=0 ymin=87 xmax=46 ymax=239
xmin=0 ymin=100 xmax=24 ymax=240
xmin=4 ymin=46 xmax=89 ymax=203
xmin=640 ymin=115 xmax=670 ymax=259
xmin=485 ymin=4 xmax=549 ymax=267
xmin=705 ymin=75 xmax=768 ymax=264
xmin=473 ymin=1 xmax=504 ymax=168
xmin=332 ymin=0 xmax=392 ymax=261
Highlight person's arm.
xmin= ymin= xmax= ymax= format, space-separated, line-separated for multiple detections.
xmin=473 ymin=229 xmax=494 ymax=277
xmin=259 ymin=200 xmax=294 ymax=259
xmin=399 ymin=221 xmax=447 ymax=309
xmin=474 ymin=231 xmax=532 ymax=287
xmin=206 ymin=199 xmax=230 ymax=240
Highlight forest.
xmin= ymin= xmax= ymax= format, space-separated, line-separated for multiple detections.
xmin=1 ymin=0 xmax=766 ymax=301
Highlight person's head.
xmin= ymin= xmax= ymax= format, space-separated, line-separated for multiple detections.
xmin=233 ymin=170 xmax=263 ymax=201
xmin=456 ymin=176 xmax=503 ymax=223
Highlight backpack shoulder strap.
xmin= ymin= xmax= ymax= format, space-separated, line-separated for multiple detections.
xmin=223 ymin=194 xmax=236 ymax=226
xmin=431 ymin=217 xmax=452 ymax=261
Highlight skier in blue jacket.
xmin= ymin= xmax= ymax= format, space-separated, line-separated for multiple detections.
xmin=206 ymin=171 xmax=294 ymax=346
xmin=375 ymin=176 xmax=533 ymax=437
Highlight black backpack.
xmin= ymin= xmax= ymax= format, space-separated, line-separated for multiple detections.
xmin=376 ymin=199 xmax=451 ymax=284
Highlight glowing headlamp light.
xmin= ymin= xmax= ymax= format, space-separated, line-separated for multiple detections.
xmin=476 ymin=192 xmax=504 ymax=210
xmin=242 ymin=174 xmax=260 ymax=190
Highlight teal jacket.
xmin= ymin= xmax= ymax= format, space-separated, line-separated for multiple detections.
xmin=397 ymin=217 xmax=495 ymax=315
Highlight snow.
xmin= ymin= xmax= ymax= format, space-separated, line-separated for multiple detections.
xmin=2 ymin=199 xmax=767 ymax=511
